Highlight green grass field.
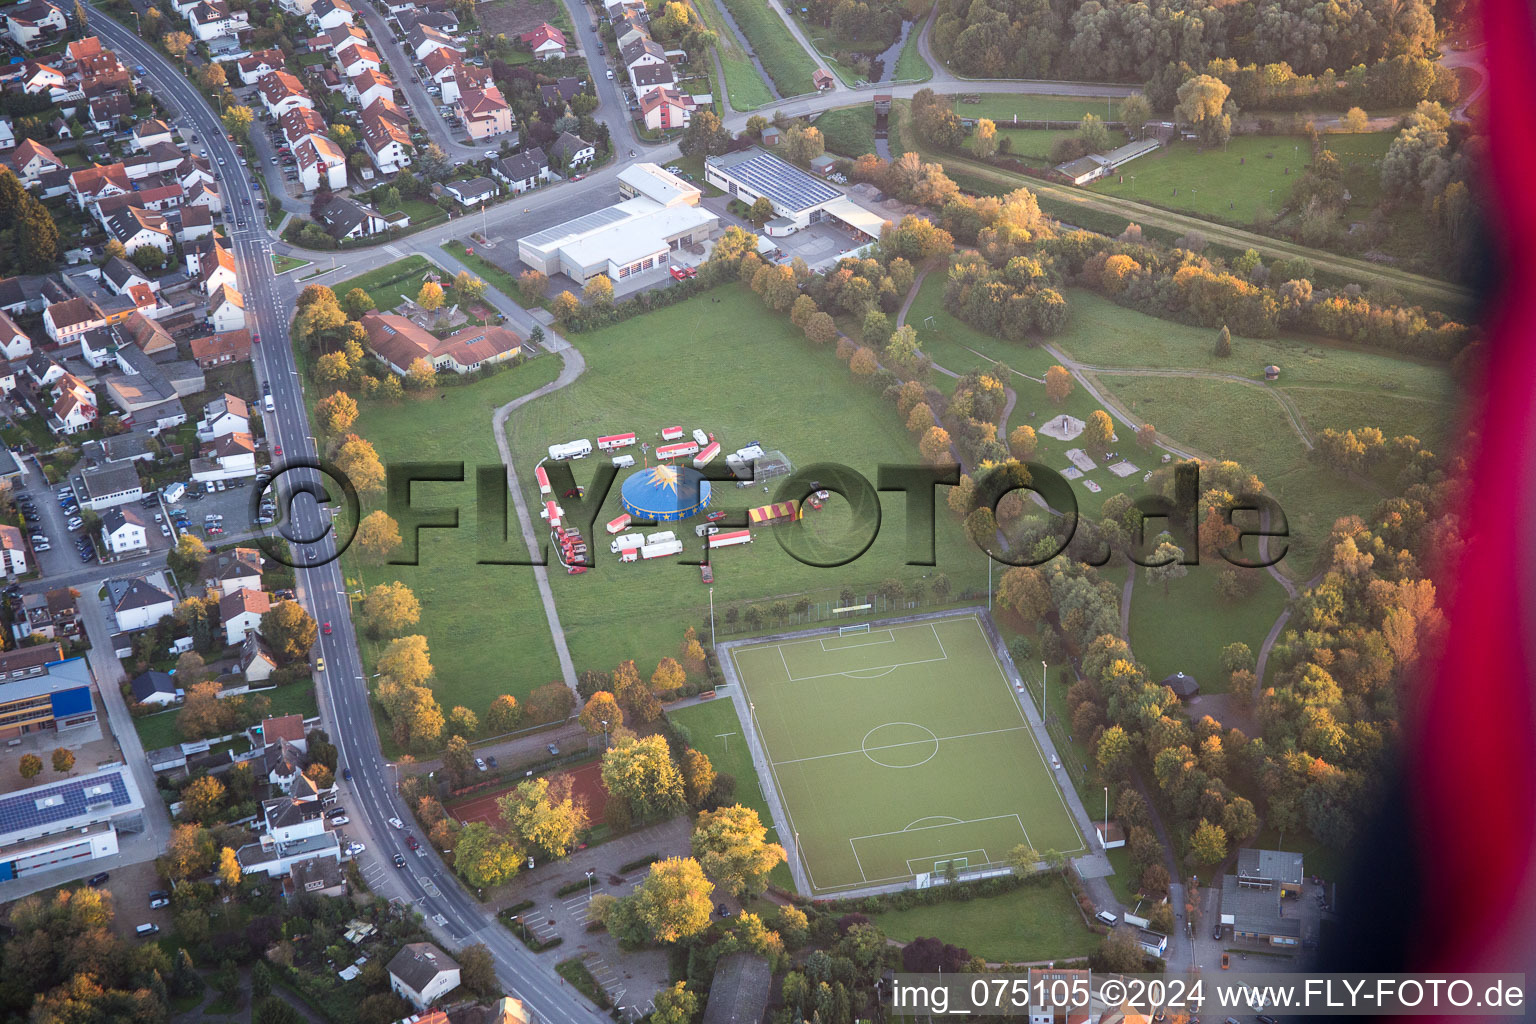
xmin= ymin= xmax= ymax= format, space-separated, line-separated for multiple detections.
xmin=952 ymin=94 xmax=1123 ymax=123
xmin=728 ymin=614 xmax=1083 ymax=895
xmin=692 ymin=0 xmax=776 ymax=110
xmin=336 ymin=256 xmax=441 ymax=316
xmin=892 ymin=26 xmax=930 ymax=83
xmin=501 ymin=285 xmax=992 ymax=674
xmin=271 ymin=254 xmax=312 ymax=275
xmin=815 ymin=106 xmax=877 ymax=158
xmin=1127 ymin=562 xmax=1289 ymax=695
xmin=716 ymin=0 xmax=818 ymax=95
xmin=869 ymin=876 xmax=1100 ymax=961
xmin=1090 ymin=136 xmax=1315 ymax=223
xmin=997 ymin=128 xmax=1085 ymax=161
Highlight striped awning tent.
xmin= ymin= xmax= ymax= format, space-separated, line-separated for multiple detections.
xmin=747 ymin=501 xmax=800 ymax=525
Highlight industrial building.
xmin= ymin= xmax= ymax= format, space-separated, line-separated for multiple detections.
xmin=0 ymin=763 xmax=146 ymax=880
xmin=704 ymin=148 xmax=890 ymax=240
xmin=0 ymin=656 xmax=98 ymax=740
xmin=517 ymin=163 xmax=717 ymax=285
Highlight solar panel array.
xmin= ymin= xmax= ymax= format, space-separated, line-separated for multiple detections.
xmin=522 ymin=205 xmax=631 ymax=249
xmin=721 ymin=152 xmax=840 ymax=213
xmin=0 ymin=769 xmax=132 ymax=840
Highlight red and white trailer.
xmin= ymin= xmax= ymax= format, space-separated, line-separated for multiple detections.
xmin=606 ymin=513 xmax=632 ymax=534
xmin=534 ymin=464 xmax=551 ymax=495
xmin=661 ymin=425 xmax=685 ymax=441
xmin=641 ymin=538 xmax=684 ymax=559
xmin=693 ymin=441 xmax=721 ymax=468
xmin=657 ymin=441 xmax=700 ymax=460
xmin=543 ymin=500 xmax=562 ymax=528
xmin=618 ymin=547 xmax=640 ymax=563
xmin=598 ymin=433 xmax=637 ymax=451
xmin=708 ymin=529 xmax=753 ymax=549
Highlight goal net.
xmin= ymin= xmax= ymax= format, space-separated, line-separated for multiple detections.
xmin=838 ymin=623 xmax=872 ymax=636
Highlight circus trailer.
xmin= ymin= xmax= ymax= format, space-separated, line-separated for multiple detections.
xmin=619 ymin=547 xmax=640 ymax=563
xmin=611 ymin=532 xmax=646 ymax=553
xmin=543 ymin=500 xmax=563 ymax=527
xmin=598 ymin=433 xmax=637 ymax=451
xmin=646 ymin=530 xmax=677 ymax=545
xmin=606 ymin=513 xmax=633 ymax=534
xmin=641 ymin=538 xmax=684 ymax=559
xmin=548 ymin=439 xmax=593 ymax=460
xmin=691 ymin=429 xmax=711 ymax=446
xmin=661 ymin=426 xmax=686 ymax=441
xmin=708 ymin=529 xmax=753 ymax=549
xmin=656 ymin=441 xmax=700 ymax=460
xmin=693 ymin=441 xmax=721 ymax=468
xmin=534 ymin=464 xmax=552 ymax=495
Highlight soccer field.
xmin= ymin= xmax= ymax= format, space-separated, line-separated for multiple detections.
xmin=728 ymin=614 xmax=1084 ymax=896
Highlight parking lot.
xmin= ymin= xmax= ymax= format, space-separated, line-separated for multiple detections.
xmin=164 ymin=474 xmax=280 ymax=548
xmin=14 ymin=485 xmax=178 ymax=580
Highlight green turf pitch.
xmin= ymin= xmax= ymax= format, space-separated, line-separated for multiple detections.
xmin=730 ymin=614 xmax=1084 ymax=895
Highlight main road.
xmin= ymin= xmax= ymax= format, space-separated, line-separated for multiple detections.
xmin=85 ymin=7 xmax=610 ymax=1021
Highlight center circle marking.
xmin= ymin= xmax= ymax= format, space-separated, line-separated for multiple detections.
xmin=861 ymin=722 xmax=940 ymax=768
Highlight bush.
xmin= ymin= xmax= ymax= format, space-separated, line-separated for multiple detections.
xmin=618 ymin=852 xmax=661 ymax=874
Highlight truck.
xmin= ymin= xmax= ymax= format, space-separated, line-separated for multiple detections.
xmin=693 ymin=442 xmax=720 ymax=467
xmin=656 ymin=441 xmax=700 ymax=460
xmin=547 ymin=439 xmax=593 ymax=461
xmin=708 ymin=529 xmax=753 ymax=549
xmin=661 ymin=426 xmax=685 ymax=441
xmin=611 ymin=532 xmax=645 ymax=553
xmin=641 ymin=538 xmax=684 ymax=559
xmin=597 ymin=433 xmax=636 ymax=450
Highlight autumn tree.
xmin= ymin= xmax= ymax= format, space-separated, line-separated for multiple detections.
xmin=458 ymin=944 xmax=499 ymax=999
xmin=970 ymin=117 xmax=998 ymax=159
xmin=1145 ymin=538 xmax=1189 ymax=595
xmin=517 ymin=270 xmax=548 ymax=305
xmin=651 ymin=657 xmax=686 ymax=694
xmin=681 ymin=748 xmax=715 ymax=809
xmin=50 ymin=747 xmax=75 ymax=774
xmin=601 ymin=734 xmax=685 ymax=819
xmin=583 ymin=274 xmax=615 ymax=307
xmin=378 ymin=635 xmax=433 ymax=687
xmin=182 ymin=774 xmax=227 ymax=822
xmin=1174 ymin=74 xmax=1233 ymax=147
xmin=625 ymin=857 xmax=714 ymax=943
xmin=804 ymin=311 xmax=838 ymax=345
xmin=18 ymin=753 xmax=41 ymax=779
xmin=163 ymin=824 xmax=217 ymax=881
xmin=486 ymin=694 xmax=521 ymax=734
xmin=1339 ymin=106 xmax=1370 ymax=132
xmin=579 ymin=691 xmax=623 ymax=736
xmin=453 ymin=270 xmax=485 ymax=301
xmin=168 ymin=532 xmax=210 ymax=582
xmin=1083 ymin=409 xmax=1115 ymax=451
xmin=919 ymin=426 xmax=953 ymax=465
xmin=162 ymin=31 xmax=192 ymax=56
xmin=355 ymin=510 xmax=403 ymax=563
xmin=1136 ymin=423 xmax=1157 ymax=448
xmin=1190 ymin=818 xmax=1227 ymax=863
xmin=448 ymin=705 xmax=479 ymax=738
xmin=405 ymin=358 xmax=437 ymax=391
xmin=551 ymin=290 xmax=580 ymax=323
xmin=334 ymin=433 xmax=386 ymax=494
xmin=849 ymin=348 xmax=878 ymax=377
xmin=499 ymin=775 xmax=588 ymax=859
xmin=524 ymin=681 xmax=576 ymax=723
xmin=691 ymin=804 xmax=786 ymax=897
xmin=221 ymin=105 xmax=254 ymax=141
xmin=1214 ymin=324 xmax=1232 ymax=357
xmin=218 ymin=846 xmax=242 ymax=890
xmin=416 ymin=281 xmax=445 ymax=310
xmin=454 ymin=821 xmax=521 ymax=888
xmin=1044 ymin=365 xmax=1074 ymax=403
xmin=261 ymin=601 xmax=318 ymax=663
xmin=361 ymin=581 xmax=420 ymax=636
xmin=651 ymin=982 xmax=699 ymax=1024
xmin=443 ymin=735 xmax=475 ymax=786
xmin=315 ymin=390 xmax=359 ymax=436
xmin=341 ymin=287 xmax=376 ymax=319
xmin=1008 ymin=424 xmax=1037 ymax=459
xmin=1097 ymin=725 xmax=1132 ymax=780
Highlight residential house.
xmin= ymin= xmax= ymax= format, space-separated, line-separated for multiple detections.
xmin=178 ymin=203 xmax=216 ymax=242
xmin=280 ymin=105 xmax=329 ymax=149
xmin=69 ymin=162 xmax=131 ymax=209
xmin=114 ymin=312 xmax=177 ymax=359
xmin=442 ymin=176 xmax=497 ymax=206
xmin=76 ymin=461 xmax=143 ymax=509
xmin=388 ymin=944 xmax=461 ymax=1010
xmin=187 ymin=0 xmax=245 ymax=40
xmin=21 ymin=588 xmax=81 ymax=640
xmin=294 ymin=134 xmax=348 ymax=193
xmin=64 ymin=36 xmax=104 ymax=63
xmin=43 ymin=296 xmax=105 ymax=344
xmin=620 ymin=35 xmax=667 ymax=73
xmin=49 ymin=381 xmax=98 ymax=435
xmin=519 ymin=22 xmax=566 ymax=60
xmin=131 ymin=119 xmax=175 ymax=151
xmin=207 ymin=285 xmax=246 ymax=332
xmin=0 ymin=525 xmax=26 ymax=574
xmin=333 ymin=41 xmax=381 ymax=78
xmin=199 ymin=243 xmax=238 ymax=296
xmin=87 ymin=93 xmax=132 ymax=132
xmin=316 ymin=194 xmax=388 ymax=239
xmin=236 ymin=788 xmax=341 ymax=878
xmin=129 ymin=670 xmax=178 ymax=706
xmin=320 ymin=22 xmax=368 ymax=54
xmin=236 ymin=48 xmax=286 ymax=85
xmin=257 ymin=70 xmax=314 ymax=118
xmin=421 ymin=48 xmax=467 ymax=104
xmin=220 ymin=587 xmax=270 ymax=645
xmin=549 ymin=131 xmax=595 ymax=169
xmin=349 ymin=68 xmax=394 ymax=109
xmin=8 ymin=139 xmax=62 ymax=183
xmin=361 ymin=312 xmax=522 ymax=376
xmin=0 ymin=311 xmax=31 ymax=361
xmin=407 ymin=23 xmax=461 ymax=61
xmin=192 ymin=430 xmax=256 ymax=480
xmin=185 ymin=179 xmax=223 ymax=214
xmin=203 ymin=546 xmax=263 ymax=597
xmin=197 ymin=393 xmax=250 ymax=440
xmin=240 ymin=634 xmax=277 ymax=682
xmin=78 ymin=50 xmax=131 ymax=96
xmin=360 ymin=98 xmax=413 ymax=173
xmin=639 ymin=87 xmax=690 ymax=130
xmin=307 ymin=0 xmax=356 ymax=30
xmin=629 ymin=62 xmax=676 ymax=98
xmin=103 ymin=206 xmax=174 ymax=256
xmin=288 ymin=857 xmax=344 ymax=896
xmin=20 ymin=61 xmax=68 ymax=97
xmin=101 ymin=257 xmax=152 ymax=297
xmin=111 ymin=576 xmax=175 ymax=631
xmin=101 ymin=506 xmax=149 ymax=554
xmin=491 ymin=148 xmax=549 ymax=193
xmin=6 ymin=1 xmax=66 ymax=50
xmin=0 ymin=119 xmax=12 ymax=151
xmin=456 ymin=85 xmax=514 ymax=140
xmin=538 ymin=76 xmax=585 ymax=108
xmin=189 ymin=329 xmax=252 ymax=368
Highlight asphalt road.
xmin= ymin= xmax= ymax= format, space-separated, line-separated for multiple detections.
xmin=84 ymin=9 xmax=609 ymax=1020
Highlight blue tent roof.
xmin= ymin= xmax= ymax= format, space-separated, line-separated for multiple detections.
xmin=621 ymin=464 xmax=712 ymax=522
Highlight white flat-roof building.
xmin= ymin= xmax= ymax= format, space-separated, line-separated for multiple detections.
xmin=0 ymin=763 xmax=145 ymax=880
xmin=704 ymin=148 xmax=890 ymax=241
xmin=518 ymin=162 xmax=717 ymax=285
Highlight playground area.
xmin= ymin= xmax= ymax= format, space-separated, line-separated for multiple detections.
xmin=448 ymin=759 xmax=609 ymax=827
xmin=723 ymin=612 xmax=1084 ymax=896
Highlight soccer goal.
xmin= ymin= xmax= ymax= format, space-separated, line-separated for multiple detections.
xmin=838 ymin=623 xmax=872 ymax=637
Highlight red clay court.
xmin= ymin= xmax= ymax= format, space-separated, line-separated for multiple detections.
xmin=449 ymin=761 xmax=609 ymax=827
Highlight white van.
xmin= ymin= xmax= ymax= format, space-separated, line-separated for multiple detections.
xmin=691 ymin=428 xmax=710 ymax=447
xmin=135 ymin=923 xmax=160 ymax=937
xmin=611 ymin=532 xmax=645 ymax=554
xmin=611 ymin=454 xmax=635 ymax=468
xmin=548 ymin=439 xmax=593 ymax=461
xmin=1095 ymin=911 xmax=1118 ymax=927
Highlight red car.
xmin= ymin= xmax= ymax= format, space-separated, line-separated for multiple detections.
xmin=707 ymin=510 xmax=728 ymax=522
xmin=567 ymin=565 xmax=587 ymax=574
xmin=405 ymin=834 xmax=420 ymax=850
xmin=322 ymin=621 xmax=332 ymax=635
xmin=274 ymin=444 xmax=283 ymax=457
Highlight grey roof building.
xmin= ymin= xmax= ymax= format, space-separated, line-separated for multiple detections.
xmin=702 ymin=954 xmax=771 ymax=1024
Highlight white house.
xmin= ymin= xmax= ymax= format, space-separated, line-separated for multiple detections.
xmin=236 ymin=48 xmax=286 ymax=85
xmin=43 ymin=297 xmax=105 ymax=344
xmin=0 ymin=119 xmax=13 ymax=151
xmin=129 ymin=670 xmax=178 ymax=707
xmin=295 ymin=135 xmax=348 ymax=192
xmin=388 ymin=944 xmax=461 ymax=1010
xmin=236 ymin=790 xmax=341 ymax=878
xmin=197 ymin=393 xmax=250 ymax=440
xmin=101 ymin=506 xmax=149 ymax=555
xmin=131 ymin=119 xmax=175 ymax=152
xmin=219 ymin=587 xmax=270 ymax=645
xmin=256 ymin=70 xmax=314 ymax=118
xmin=8 ymin=139 xmax=61 ymax=182
xmin=208 ymin=285 xmax=246 ymax=332
xmin=6 ymin=1 xmax=66 ymax=50
xmin=0 ymin=311 xmax=32 ymax=361
xmin=111 ymin=576 xmax=175 ymax=631
xmin=204 ymin=547 xmax=263 ymax=598
xmin=333 ymin=41 xmax=380 ymax=78
xmin=0 ymin=525 xmax=26 ymax=575
xmin=349 ymin=68 xmax=394 ymax=110
xmin=360 ymin=99 xmax=413 ymax=174
xmin=187 ymin=0 xmax=245 ymax=41
xmin=104 ymin=206 xmax=174 ymax=256
xmin=307 ymin=0 xmax=356 ymax=31
xmin=491 ymin=148 xmax=550 ymax=194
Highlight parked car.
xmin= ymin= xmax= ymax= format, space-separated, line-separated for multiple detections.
xmin=86 ymin=872 xmax=110 ymax=886
xmin=486 ymin=756 xmax=497 ymax=769
xmin=389 ymin=816 xmax=404 ymax=829
xmin=475 ymin=757 xmax=487 ymax=772
xmin=148 ymin=892 xmax=170 ymax=909
xmin=327 ymin=807 xmax=347 ymax=819
xmin=547 ymin=743 xmax=560 ymax=756
xmin=329 ymin=815 xmax=350 ymax=826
